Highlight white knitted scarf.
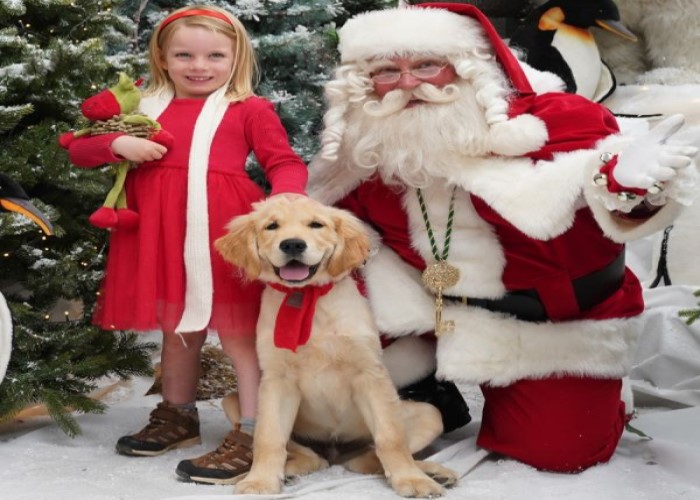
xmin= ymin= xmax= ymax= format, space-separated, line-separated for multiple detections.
xmin=140 ymin=87 xmax=229 ymax=333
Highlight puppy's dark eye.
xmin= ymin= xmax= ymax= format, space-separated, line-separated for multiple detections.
xmin=308 ymin=221 xmax=324 ymax=229
xmin=265 ymin=221 xmax=279 ymax=230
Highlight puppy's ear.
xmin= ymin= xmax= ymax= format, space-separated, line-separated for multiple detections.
xmin=214 ymin=213 xmax=261 ymax=280
xmin=327 ymin=209 xmax=371 ymax=277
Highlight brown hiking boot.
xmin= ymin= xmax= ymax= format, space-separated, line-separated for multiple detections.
xmin=175 ymin=426 xmax=253 ymax=485
xmin=115 ymin=402 xmax=201 ymax=457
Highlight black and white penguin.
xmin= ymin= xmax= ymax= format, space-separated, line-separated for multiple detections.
xmin=0 ymin=173 xmax=54 ymax=383
xmin=0 ymin=173 xmax=54 ymax=235
xmin=509 ymin=0 xmax=637 ymax=102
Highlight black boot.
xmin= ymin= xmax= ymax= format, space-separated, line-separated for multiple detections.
xmin=398 ymin=372 xmax=471 ymax=433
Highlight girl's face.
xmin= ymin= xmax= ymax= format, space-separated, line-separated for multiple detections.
xmin=160 ymin=25 xmax=235 ymax=99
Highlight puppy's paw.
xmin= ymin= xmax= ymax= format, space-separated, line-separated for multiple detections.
xmin=343 ymin=450 xmax=382 ymax=475
xmin=285 ymin=455 xmax=329 ymax=477
xmin=390 ymin=472 xmax=444 ymax=498
xmin=416 ymin=460 xmax=458 ymax=488
xmin=235 ymin=476 xmax=282 ymax=495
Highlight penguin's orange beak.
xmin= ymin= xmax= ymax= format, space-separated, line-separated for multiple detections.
xmin=0 ymin=197 xmax=54 ymax=235
xmin=595 ymin=19 xmax=638 ymax=42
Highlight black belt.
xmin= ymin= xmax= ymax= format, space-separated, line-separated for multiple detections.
xmin=444 ymin=252 xmax=626 ymax=322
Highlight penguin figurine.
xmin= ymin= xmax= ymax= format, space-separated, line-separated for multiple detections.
xmin=0 ymin=173 xmax=54 ymax=236
xmin=0 ymin=173 xmax=54 ymax=384
xmin=509 ymin=0 xmax=637 ymax=102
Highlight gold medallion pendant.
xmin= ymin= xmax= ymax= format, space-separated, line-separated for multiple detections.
xmin=422 ymin=261 xmax=460 ymax=293
xmin=422 ymin=261 xmax=460 ymax=336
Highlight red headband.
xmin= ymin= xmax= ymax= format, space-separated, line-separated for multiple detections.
xmin=160 ymin=9 xmax=234 ymax=30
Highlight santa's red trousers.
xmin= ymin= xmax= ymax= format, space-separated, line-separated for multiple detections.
xmin=477 ymin=376 xmax=626 ymax=473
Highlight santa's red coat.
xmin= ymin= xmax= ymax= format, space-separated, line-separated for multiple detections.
xmin=317 ymin=93 xmax=680 ymax=386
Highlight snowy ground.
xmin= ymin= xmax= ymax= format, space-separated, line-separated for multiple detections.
xmin=2 ymin=238 xmax=700 ymax=500
xmin=1 ymin=371 xmax=700 ymax=500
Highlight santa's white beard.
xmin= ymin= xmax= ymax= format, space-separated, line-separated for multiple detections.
xmin=341 ymin=80 xmax=492 ymax=188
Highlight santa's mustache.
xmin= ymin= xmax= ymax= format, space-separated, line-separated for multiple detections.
xmin=362 ymin=83 xmax=461 ymax=118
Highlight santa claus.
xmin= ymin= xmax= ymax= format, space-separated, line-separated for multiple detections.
xmin=310 ymin=2 xmax=700 ymax=472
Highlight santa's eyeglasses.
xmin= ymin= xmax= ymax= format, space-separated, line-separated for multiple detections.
xmin=370 ymin=62 xmax=448 ymax=85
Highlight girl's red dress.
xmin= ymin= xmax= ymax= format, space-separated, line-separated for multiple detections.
xmin=68 ymin=96 xmax=308 ymax=337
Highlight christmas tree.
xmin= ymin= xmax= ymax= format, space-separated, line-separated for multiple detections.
xmin=1 ymin=0 xmax=398 ymax=435
xmin=0 ymin=0 xmax=154 ymax=436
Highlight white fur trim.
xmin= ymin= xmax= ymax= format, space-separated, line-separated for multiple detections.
xmin=141 ymin=88 xmax=229 ymax=333
xmin=361 ymin=247 xmax=435 ymax=336
xmin=338 ymin=7 xmax=489 ymax=63
xmin=442 ymin=139 xmax=691 ymax=245
xmin=516 ymin=57 xmax=566 ymax=94
xmin=382 ymin=336 xmax=437 ymax=388
xmin=447 ymin=152 xmax=595 ymax=239
xmin=362 ymin=246 xmax=639 ymax=385
xmin=488 ymin=114 xmax=548 ymax=156
xmin=402 ymin=182 xmax=506 ymax=298
xmin=435 ymin=307 xmax=641 ymax=386
xmin=586 ymin=185 xmax=687 ymax=243
xmin=0 ymin=292 xmax=12 ymax=384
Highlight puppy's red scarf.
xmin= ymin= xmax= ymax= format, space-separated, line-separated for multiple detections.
xmin=269 ymin=283 xmax=333 ymax=352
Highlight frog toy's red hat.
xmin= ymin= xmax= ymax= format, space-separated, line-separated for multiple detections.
xmin=80 ymin=73 xmax=141 ymax=121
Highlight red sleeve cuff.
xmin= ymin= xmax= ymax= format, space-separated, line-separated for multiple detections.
xmin=68 ymin=132 xmax=125 ymax=167
xmin=268 ymin=163 xmax=308 ymax=196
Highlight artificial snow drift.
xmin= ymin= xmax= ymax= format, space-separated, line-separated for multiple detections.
xmin=2 ymin=298 xmax=700 ymax=500
xmin=0 ymin=381 xmax=699 ymax=500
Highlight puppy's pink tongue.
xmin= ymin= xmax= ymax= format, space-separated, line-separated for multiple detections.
xmin=280 ymin=263 xmax=310 ymax=281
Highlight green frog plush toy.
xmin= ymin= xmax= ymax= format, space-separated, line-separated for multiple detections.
xmin=59 ymin=73 xmax=173 ymax=230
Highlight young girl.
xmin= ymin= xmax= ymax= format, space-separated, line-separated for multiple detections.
xmin=66 ymin=5 xmax=307 ymax=485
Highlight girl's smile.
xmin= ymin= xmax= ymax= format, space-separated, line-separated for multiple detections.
xmin=160 ymin=25 xmax=235 ymax=98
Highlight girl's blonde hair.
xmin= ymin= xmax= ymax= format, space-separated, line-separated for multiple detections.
xmin=146 ymin=5 xmax=259 ymax=101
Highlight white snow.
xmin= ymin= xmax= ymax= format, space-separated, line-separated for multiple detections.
xmin=1 ymin=370 xmax=699 ymax=500
xmin=2 ymin=228 xmax=700 ymax=500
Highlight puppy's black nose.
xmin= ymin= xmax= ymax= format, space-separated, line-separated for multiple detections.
xmin=279 ymin=238 xmax=307 ymax=255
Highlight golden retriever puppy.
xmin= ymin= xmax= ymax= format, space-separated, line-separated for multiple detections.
xmin=214 ymin=196 xmax=456 ymax=497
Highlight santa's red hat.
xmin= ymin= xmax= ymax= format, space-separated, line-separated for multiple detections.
xmin=334 ymin=2 xmax=548 ymax=157
xmin=340 ymin=3 xmax=532 ymax=94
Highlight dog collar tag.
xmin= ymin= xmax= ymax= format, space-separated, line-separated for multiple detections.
xmin=286 ymin=291 xmax=304 ymax=308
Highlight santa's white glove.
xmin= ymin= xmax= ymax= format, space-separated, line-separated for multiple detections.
xmin=611 ymin=114 xmax=699 ymax=191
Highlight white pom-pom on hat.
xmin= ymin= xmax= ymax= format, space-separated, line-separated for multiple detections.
xmin=489 ymin=114 xmax=549 ymax=156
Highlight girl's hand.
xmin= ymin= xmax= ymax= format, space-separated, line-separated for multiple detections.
xmin=111 ymin=135 xmax=168 ymax=163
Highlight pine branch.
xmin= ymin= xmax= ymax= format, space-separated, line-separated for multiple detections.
xmin=679 ymin=289 xmax=700 ymax=325
xmin=0 ymin=104 xmax=34 ymax=133
xmin=0 ymin=303 xmax=156 ymax=435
